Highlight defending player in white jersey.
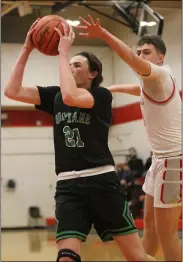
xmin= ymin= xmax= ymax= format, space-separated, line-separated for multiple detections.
xmin=76 ymin=15 xmax=182 ymax=261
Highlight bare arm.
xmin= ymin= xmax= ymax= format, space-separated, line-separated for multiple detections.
xmin=100 ymin=30 xmax=150 ymax=76
xmin=4 ymin=19 xmax=41 ymax=105
xmin=108 ymin=84 xmax=141 ymax=96
xmin=55 ymin=25 xmax=94 ymax=108
xmin=77 ymin=15 xmax=151 ymax=76
xmin=57 ymin=52 xmax=94 ymax=108
xmin=4 ymin=48 xmax=40 ymax=105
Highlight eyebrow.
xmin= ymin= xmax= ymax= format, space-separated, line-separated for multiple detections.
xmin=137 ymin=48 xmax=151 ymax=53
xmin=69 ymin=61 xmax=82 ymax=66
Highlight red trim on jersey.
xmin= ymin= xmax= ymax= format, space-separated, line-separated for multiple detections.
xmin=178 ymin=184 xmax=182 ymax=203
xmin=180 ymin=159 xmax=182 ymax=168
xmin=142 ymin=76 xmax=176 ymax=104
xmin=180 ymin=171 xmax=182 ymax=181
xmin=180 ymin=90 xmax=182 ymax=99
xmin=163 ymin=171 xmax=166 ymax=180
xmin=160 ymin=184 xmax=165 ymax=204
xmin=164 ymin=159 xmax=168 ymax=168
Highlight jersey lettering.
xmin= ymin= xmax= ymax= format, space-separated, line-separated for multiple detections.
xmin=63 ymin=126 xmax=84 ymax=147
xmin=56 ymin=112 xmax=91 ymax=125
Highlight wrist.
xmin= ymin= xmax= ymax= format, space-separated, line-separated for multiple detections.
xmin=100 ymin=28 xmax=109 ymax=41
xmin=58 ymin=50 xmax=69 ymax=58
xmin=21 ymin=46 xmax=32 ymax=55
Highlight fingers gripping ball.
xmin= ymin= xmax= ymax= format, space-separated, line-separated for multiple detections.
xmin=32 ymin=15 xmax=70 ymax=56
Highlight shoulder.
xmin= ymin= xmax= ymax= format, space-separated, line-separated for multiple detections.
xmin=140 ymin=63 xmax=174 ymax=85
xmin=162 ymin=64 xmax=172 ymax=73
xmin=159 ymin=64 xmax=173 ymax=77
xmin=89 ymin=86 xmax=112 ymax=100
xmin=149 ymin=63 xmax=172 ymax=77
xmin=36 ymin=85 xmax=60 ymax=98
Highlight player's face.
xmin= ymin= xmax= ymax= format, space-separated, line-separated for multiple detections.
xmin=69 ymin=56 xmax=93 ymax=87
xmin=136 ymin=44 xmax=164 ymax=65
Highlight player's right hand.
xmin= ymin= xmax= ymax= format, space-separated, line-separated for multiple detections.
xmin=75 ymin=15 xmax=104 ymax=39
xmin=55 ymin=23 xmax=75 ymax=54
xmin=23 ymin=18 xmax=40 ymax=52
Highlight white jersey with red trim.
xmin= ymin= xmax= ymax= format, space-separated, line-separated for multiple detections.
xmin=139 ymin=63 xmax=182 ymax=158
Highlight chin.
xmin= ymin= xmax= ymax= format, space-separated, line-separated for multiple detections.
xmin=76 ymin=84 xmax=83 ymax=89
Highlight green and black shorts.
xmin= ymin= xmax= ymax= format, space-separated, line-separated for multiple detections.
xmin=55 ymin=171 xmax=137 ymax=242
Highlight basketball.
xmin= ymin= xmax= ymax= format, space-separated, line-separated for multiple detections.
xmin=32 ymin=15 xmax=70 ymax=56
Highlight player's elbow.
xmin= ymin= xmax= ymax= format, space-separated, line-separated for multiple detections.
xmin=4 ymin=88 xmax=13 ymax=98
xmin=4 ymin=85 xmax=21 ymax=100
xmin=4 ymin=88 xmax=16 ymax=99
xmin=62 ymin=93 xmax=76 ymax=106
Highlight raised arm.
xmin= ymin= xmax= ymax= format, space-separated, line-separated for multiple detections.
xmin=108 ymin=84 xmax=141 ymax=96
xmin=76 ymin=15 xmax=151 ymax=76
xmin=55 ymin=24 xmax=94 ymax=108
xmin=4 ymin=19 xmax=41 ymax=105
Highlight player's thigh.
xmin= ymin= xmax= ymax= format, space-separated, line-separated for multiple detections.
xmin=88 ymin=172 xmax=137 ymax=242
xmin=55 ymin=179 xmax=92 ymax=243
xmin=143 ymin=194 xmax=155 ymax=229
xmin=113 ymin=232 xmax=147 ymax=261
xmin=155 ymin=206 xmax=181 ymax=243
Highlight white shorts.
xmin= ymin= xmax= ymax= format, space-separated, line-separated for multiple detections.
xmin=142 ymin=155 xmax=182 ymax=208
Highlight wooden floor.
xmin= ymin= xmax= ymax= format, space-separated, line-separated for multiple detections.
xmin=2 ymin=229 xmax=176 ymax=261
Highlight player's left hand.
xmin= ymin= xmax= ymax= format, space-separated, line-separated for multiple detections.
xmin=75 ymin=15 xmax=104 ymax=39
xmin=23 ymin=18 xmax=41 ymax=52
xmin=55 ymin=23 xmax=75 ymax=54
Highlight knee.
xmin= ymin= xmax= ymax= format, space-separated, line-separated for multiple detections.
xmin=57 ymin=249 xmax=81 ymax=262
xmin=144 ymin=210 xmax=154 ymax=223
xmin=144 ymin=215 xmax=156 ymax=232
xmin=157 ymin=230 xmax=178 ymax=247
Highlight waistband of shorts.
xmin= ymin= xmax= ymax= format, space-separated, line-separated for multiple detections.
xmin=153 ymin=153 xmax=182 ymax=159
xmin=57 ymin=165 xmax=115 ymax=181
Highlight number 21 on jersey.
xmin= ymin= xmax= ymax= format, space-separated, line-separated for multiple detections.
xmin=63 ymin=126 xmax=84 ymax=147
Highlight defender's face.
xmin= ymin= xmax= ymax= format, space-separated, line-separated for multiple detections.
xmin=69 ymin=55 xmax=91 ymax=86
xmin=136 ymin=44 xmax=164 ymax=65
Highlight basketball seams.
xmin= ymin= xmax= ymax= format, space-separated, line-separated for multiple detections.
xmin=32 ymin=15 xmax=69 ymax=56
xmin=44 ymin=21 xmax=61 ymax=55
xmin=33 ymin=20 xmax=53 ymax=45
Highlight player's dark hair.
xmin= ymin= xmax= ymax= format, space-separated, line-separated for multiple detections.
xmin=137 ymin=34 xmax=166 ymax=55
xmin=75 ymin=51 xmax=103 ymax=88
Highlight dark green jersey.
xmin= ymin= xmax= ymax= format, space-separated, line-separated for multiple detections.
xmin=35 ymin=86 xmax=115 ymax=174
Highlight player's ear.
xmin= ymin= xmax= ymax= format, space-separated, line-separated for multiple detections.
xmin=158 ymin=54 xmax=164 ymax=65
xmin=89 ymin=71 xmax=98 ymax=80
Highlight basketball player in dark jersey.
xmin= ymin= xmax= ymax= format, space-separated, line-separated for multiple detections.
xmin=4 ymin=19 xmax=155 ymax=262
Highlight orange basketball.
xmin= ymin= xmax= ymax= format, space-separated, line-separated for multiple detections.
xmin=32 ymin=15 xmax=69 ymax=56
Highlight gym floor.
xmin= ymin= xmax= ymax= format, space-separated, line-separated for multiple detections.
xmin=3 ymin=228 xmax=180 ymax=261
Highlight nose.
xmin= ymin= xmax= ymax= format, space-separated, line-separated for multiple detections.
xmin=139 ymin=53 xmax=143 ymax=58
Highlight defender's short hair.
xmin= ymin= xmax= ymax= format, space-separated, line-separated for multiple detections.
xmin=137 ymin=34 xmax=166 ymax=55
